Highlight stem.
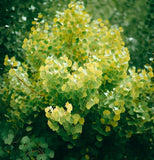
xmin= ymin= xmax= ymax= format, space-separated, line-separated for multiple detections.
xmin=15 ymin=74 xmax=46 ymax=97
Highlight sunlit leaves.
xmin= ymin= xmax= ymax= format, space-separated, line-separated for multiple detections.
xmin=1 ymin=1 xmax=154 ymax=159
xmin=45 ymin=102 xmax=83 ymax=139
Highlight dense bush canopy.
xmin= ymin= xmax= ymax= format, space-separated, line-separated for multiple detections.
xmin=0 ymin=1 xmax=154 ymax=160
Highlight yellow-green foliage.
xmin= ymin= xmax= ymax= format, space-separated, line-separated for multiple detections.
xmin=2 ymin=1 xmax=154 ymax=159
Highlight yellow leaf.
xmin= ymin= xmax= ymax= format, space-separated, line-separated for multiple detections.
xmin=126 ymin=82 xmax=131 ymax=88
xmin=72 ymin=39 xmax=76 ymax=43
xmin=79 ymin=118 xmax=85 ymax=125
xmin=39 ymin=66 xmax=44 ymax=72
xmin=78 ymin=67 xmax=83 ymax=72
xmin=13 ymin=61 xmax=18 ymax=67
xmin=86 ymin=102 xmax=93 ymax=110
xmin=94 ymin=97 xmax=99 ymax=104
xmin=126 ymin=131 xmax=132 ymax=138
xmin=119 ymin=27 xmax=123 ymax=32
xmin=100 ymin=23 xmax=104 ymax=27
xmin=48 ymin=121 xmax=59 ymax=131
xmin=38 ymin=14 xmax=43 ymax=18
xmin=78 ymin=5 xmax=83 ymax=9
xmin=72 ymin=135 xmax=78 ymax=140
xmin=105 ymin=126 xmax=111 ymax=132
xmin=82 ymin=91 xmax=87 ymax=97
xmin=61 ymin=85 xmax=66 ymax=91
xmin=103 ymin=110 xmax=111 ymax=115
xmin=114 ymin=101 xmax=119 ymax=106
xmin=4 ymin=55 xmax=9 ymax=65
xmin=65 ymin=102 xmax=73 ymax=113
xmin=104 ymin=75 xmax=109 ymax=80
xmin=97 ymin=18 xmax=102 ymax=22
xmin=111 ymin=121 xmax=118 ymax=127
xmin=113 ymin=114 xmax=120 ymax=121
xmin=32 ymin=21 xmax=37 ymax=25
xmin=23 ymin=38 xmax=28 ymax=43
xmin=9 ymin=69 xmax=16 ymax=76
xmin=11 ymin=56 xmax=15 ymax=62
xmin=31 ymin=26 xmax=35 ymax=31
xmin=85 ymin=154 xmax=90 ymax=160
xmin=68 ymin=60 xmax=72 ymax=67
xmin=148 ymin=71 xmax=153 ymax=78
xmin=53 ymin=18 xmax=58 ymax=23
xmin=45 ymin=112 xmax=51 ymax=118
xmin=33 ymin=31 xmax=37 ymax=35
xmin=100 ymin=118 xmax=105 ymax=124
xmin=114 ymin=110 xmax=121 ymax=115
xmin=73 ymin=114 xmax=80 ymax=125
xmin=18 ymin=67 xmax=22 ymax=72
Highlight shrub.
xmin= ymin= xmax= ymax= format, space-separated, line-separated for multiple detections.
xmin=1 ymin=1 xmax=154 ymax=159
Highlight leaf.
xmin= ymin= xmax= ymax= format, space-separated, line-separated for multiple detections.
xmin=26 ymin=126 xmax=32 ymax=132
xmin=100 ymin=118 xmax=105 ymax=124
xmin=48 ymin=121 xmax=59 ymax=131
xmin=67 ymin=144 xmax=73 ymax=149
xmin=9 ymin=69 xmax=16 ymax=76
xmin=105 ymin=126 xmax=111 ymax=132
xmin=4 ymin=133 xmax=14 ymax=145
xmin=48 ymin=150 xmax=55 ymax=158
xmin=13 ymin=61 xmax=18 ymax=67
xmin=71 ymin=124 xmax=82 ymax=134
xmin=96 ymin=135 xmax=103 ymax=142
xmin=111 ymin=121 xmax=118 ymax=127
xmin=40 ymin=142 xmax=48 ymax=149
xmin=21 ymin=136 xmax=30 ymax=144
xmin=11 ymin=56 xmax=15 ymax=62
xmin=4 ymin=55 xmax=9 ymax=65
xmin=113 ymin=114 xmax=120 ymax=121
xmin=65 ymin=102 xmax=73 ymax=113
xmin=36 ymin=154 xmax=47 ymax=160
xmin=86 ymin=100 xmax=94 ymax=110
xmin=94 ymin=97 xmax=99 ymax=104
xmin=73 ymin=114 xmax=80 ymax=125
xmin=79 ymin=118 xmax=85 ymax=125
xmin=19 ymin=144 xmax=24 ymax=150
xmin=103 ymin=110 xmax=111 ymax=115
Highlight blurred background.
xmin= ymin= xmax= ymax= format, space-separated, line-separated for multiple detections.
xmin=0 ymin=0 xmax=153 ymax=75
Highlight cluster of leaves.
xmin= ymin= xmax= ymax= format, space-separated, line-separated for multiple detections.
xmin=1 ymin=1 xmax=154 ymax=160
xmin=84 ymin=0 xmax=154 ymax=69
xmin=0 ymin=0 xmax=70 ymax=75
xmin=0 ymin=0 xmax=153 ymax=75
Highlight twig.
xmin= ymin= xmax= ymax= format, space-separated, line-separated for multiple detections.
xmin=15 ymin=74 xmax=46 ymax=97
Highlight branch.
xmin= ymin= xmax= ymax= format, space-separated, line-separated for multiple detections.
xmin=15 ymin=74 xmax=46 ymax=97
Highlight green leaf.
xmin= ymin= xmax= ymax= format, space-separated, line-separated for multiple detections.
xmin=4 ymin=133 xmax=14 ymax=145
xmin=26 ymin=126 xmax=32 ymax=132
xmin=48 ymin=121 xmax=59 ymax=131
xmin=21 ymin=136 xmax=30 ymax=144
xmin=48 ymin=150 xmax=55 ymax=158
xmin=40 ymin=143 xmax=48 ymax=149
xmin=36 ymin=154 xmax=47 ymax=160
xmin=71 ymin=124 xmax=82 ymax=134
xmin=19 ymin=144 xmax=24 ymax=150
xmin=72 ymin=114 xmax=80 ymax=125
xmin=96 ymin=135 xmax=103 ymax=142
